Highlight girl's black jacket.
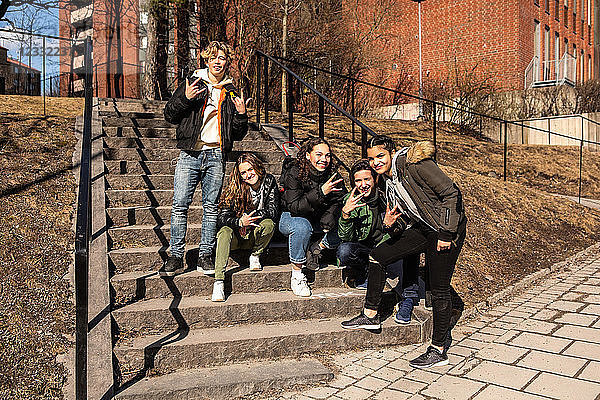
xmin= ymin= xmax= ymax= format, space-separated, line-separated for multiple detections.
xmin=280 ymin=158 xmax=347 ymax=231
xmin=217 ymin=174 xmax=281 ymax=230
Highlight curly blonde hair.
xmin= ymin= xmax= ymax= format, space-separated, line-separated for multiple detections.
xmin=200 ymin=41 xmax=234 ymax=65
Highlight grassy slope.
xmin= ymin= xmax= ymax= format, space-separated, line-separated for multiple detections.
xmin=0 ymin=95 xmax=82 ymax=399
xmin=268 ymin=112 xmax=600 ymax=305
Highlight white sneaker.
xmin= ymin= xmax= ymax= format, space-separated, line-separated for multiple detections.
xmin=211 ymin=280 xmax=225 ymax=302
xmin=249 ymin=254 xmax=262 ymax=271
xmin=291 ymin=272 xmax=311 ymax=297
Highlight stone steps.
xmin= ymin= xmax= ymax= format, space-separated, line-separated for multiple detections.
xmin=103 ymin=117 xmax=176 ymax=128
xmin=106 ymin=189 xmax=201 ymax=208
xmin=107 ymin=206 xmax=203 ymax=227
xmin=114 ymin=311 xmax=429 ymax=379
xmin=113 ymin=358 xmax=332 ymax=400
xmin=110 ymin=261 xmax=343 ymax=300
xmin=105 ymin=159 xmax=283 ymax=176
xmin=103 ymin=126 xmax=177 ymax=138
xmin=98 ymin=98 xmax=167 ymax=113
xmin=113 ymin=287 xmax=366 ymax=334
xmin=109 ymin=223 xmax=203 ymax=249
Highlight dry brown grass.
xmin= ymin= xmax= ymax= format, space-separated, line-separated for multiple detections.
xmin=268 ymin=111 xmax=600 ymax=306
xmin=0 ymin=95 xmax=81 ymax=399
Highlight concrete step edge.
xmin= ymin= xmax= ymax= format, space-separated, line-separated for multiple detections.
xmin=113 ymin=358 xmax=332 ymax=400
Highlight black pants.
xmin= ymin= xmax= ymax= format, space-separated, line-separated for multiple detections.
xmin=365 ymin=221 xmax=466 ymax=347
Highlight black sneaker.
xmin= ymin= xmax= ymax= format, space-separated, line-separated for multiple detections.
xmin=409 ymin=346 xmax=449 ymax=369
xmin=197 ymin=254 xmax=215 ymax=275
xmin=158 ymin=256 xmax=183 ymax=277
xmin=306 ymin=241 xmax=323 ymax=271
xmin=341 ymin=312 xmax=381 ymax=330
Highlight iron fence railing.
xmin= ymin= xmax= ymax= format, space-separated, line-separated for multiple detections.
xmin=258 ymin=53 xmax=600 ymax=203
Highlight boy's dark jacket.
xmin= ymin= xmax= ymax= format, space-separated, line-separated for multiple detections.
xmin=280 ymin=158 xmax=347 ymax=231
xmin=217 ymin=174 xmax=280 ymax=230
xmin=163 ymin=71 xmax=248 ymax=152
xmin=392 ymin=141 xmax=466 ymax=241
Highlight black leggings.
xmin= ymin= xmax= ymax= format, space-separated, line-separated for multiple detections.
xmin=365 ymin=221 xmax=466 ymax=347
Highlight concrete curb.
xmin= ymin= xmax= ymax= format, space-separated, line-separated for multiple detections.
xmin=461 ymin=241 xmax=600 ymax=322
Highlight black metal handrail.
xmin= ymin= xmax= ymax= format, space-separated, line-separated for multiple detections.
xmin=255 ymin=50 xmax=377 ymax=159
xmin=74 ymin=36 xmax=93 ymax=400
xmin=260 ymin=53 xmax=599 ymax=203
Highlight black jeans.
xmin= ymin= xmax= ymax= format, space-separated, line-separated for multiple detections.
xmin=366 ymin=221 xmax=466 ymax=347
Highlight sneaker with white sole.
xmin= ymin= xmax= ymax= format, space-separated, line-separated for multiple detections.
xmin=341 ymin=312 xmax=381 ymax=330
xmin=211 ymin=280 xmax=225 ymax=302
xmin=291 ymin=272 xmax=311 ymax=297
xmin=409 ymin=346 xmax=449 ymax=369
xmin=249 ymin=254 xmax=262 ymax=271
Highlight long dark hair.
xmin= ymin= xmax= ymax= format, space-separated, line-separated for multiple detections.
xmin=219 ymin=152 xmax=266 ymax=216
xmin=296 ymin=137 xmax=337 ymax=183
xmin=367 ymin=135 xmax=396 ymax=154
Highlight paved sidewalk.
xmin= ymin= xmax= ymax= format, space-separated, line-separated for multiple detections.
xmin=271 ymin=246 xmax=600 ymax=400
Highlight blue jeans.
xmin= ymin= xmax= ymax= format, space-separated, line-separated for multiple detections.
xmin=169 ymin=149 xmax=224 ymax=258
xmin=278 ymin=212 xmax=341 ymax=264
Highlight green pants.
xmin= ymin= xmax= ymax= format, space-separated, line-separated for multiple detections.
xmin=214 ymin=219 xmax=275 ymax=280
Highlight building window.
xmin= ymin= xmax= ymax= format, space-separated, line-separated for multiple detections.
xmin=588 ymin=54 xmax=592 ymax=79
xmin=545 ymin=0 xmax=550 ymax=13
xmin=535 ymin=20 xmax=541 ymax=80
xmin=564 ymin=5 xmax=569 ymax=26
xmin=544 ymin=26 xmax=551 ymax=79
xmin=555 ymin=0 xmax=560 ymax=19
xmin=555 ymin=32 xmax=560 ymax=61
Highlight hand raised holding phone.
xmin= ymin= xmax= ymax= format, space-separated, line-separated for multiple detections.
xmin=321 ymin=173 xmax=344 ymax=195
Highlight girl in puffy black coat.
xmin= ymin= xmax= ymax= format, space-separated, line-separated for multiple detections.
xmin=279 ymin=137 xmax=347 ymax=297
xmin=211 ymin=152 xmax=280 ymax=302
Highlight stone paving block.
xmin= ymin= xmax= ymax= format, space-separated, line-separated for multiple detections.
xmin=404 ymin=368 xmax=441 ymax=384
xmin=515 ymin=319 xmax=559 ymax=335
xmin=335 ymin=385 xmax=373 ymax=400
xmin=370 ymin=366 xmax=407 ymax=382
xmin=489 ymin=320 xmax=519 ymax=330
xmin=518 ymin=350 xmax=588 ymax=376
xmin=341 ymin=364 xmax=375 ymax=379
xmin=509 ymin=331 xmax=572 ymax=353
xmin=494 ymin=329 xmax=520 ymax=344
xmin=525 ymin=372 xmax=600 ymax=400
xmin=476 ymin=342 xmax=530 ymax=364
xmin=447 ymin=345 xmax=476 ymax=358
xmin=561 ymin=292 xmax=584 ymax=301
xmin=420 ymin=375 xmax=485 ymax=400
xmin=583 ymin=294 xmax=600 ymax=304
xmin=579 ymin=361 xmax=600 ymax=383
xmin=580 ymin=304 xmax=600 ymax=316
xmin=447 ymin=357 xmax=482 ymax=376
xmin=563 ymin=341 xmax=600 ymax=360
xmin=573 ymin=285 xmax=600 ymax=294
xmin=355 ymin=376 xmax=389 ymax=392
xmin=514 ymin=306 xmax=540 ymax=314
xmin=386 ymin=358 xmax=413 ymax=372
xmin=465 ymin=360 xmax=538 ymax=389
xmin=407 ymin=395 xmax=426 ymax=400
xmin=548 ymin=300 xmax=586 ymax=312
xmin=593 ymin=320 xmax=600 ymax=328
xmin=507 ymin=310 xmax=534 ymax=318
xmin=301 ymin=386 xmax=339 ymax=399
xmin=468 ymin=332 xmax=498 ymax=343
xmin=328 ymin=375 xmax=356 ymax=389
xmin=530 ymin=309 xmax=560 ymax=321
xmin=372 ymin=388 xmax=411 ymax=400
xmin=498 ymin=315 xmax=525 ymax=324
xmin=388 ymin=378 xmax=427 ymax=394
xmin=459 ymin=338 xmax=487 ymax=350
xmin=555 ymin=312 xmax=597 ymax=327
xmin=554 ymin=325 xmax=600 ymax=342
xmin=472 ymin=384 xmax=548 ymax=400
xmin=356 ymin=357 xmax=389 ymax=371
xmin=331 ymin=354 xmax=359 ymax=368
xmin=372 ymin=348 xmax=407 ymax=361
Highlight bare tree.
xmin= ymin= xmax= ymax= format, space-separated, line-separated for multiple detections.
xmin=142 ymin=0 xmax=169 ymax=99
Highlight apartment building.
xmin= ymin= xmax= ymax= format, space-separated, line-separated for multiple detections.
xmin=348 ymin=0 xmax=599 ymax=92
xmin=0 ymin=45 xmax=41 ymax=95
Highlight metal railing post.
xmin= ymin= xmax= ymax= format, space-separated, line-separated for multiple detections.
xmin=287 ymin=71 xmax=294 ymax=142
xmin=263 ymin=57 xmax=269 ymax=123
xmin=579 ymin=117 xmax=584 ymax=203
xmin=503 ymin=121 xmax=508 ymax=181
xmin=75 ymin=36 xmax=93 ymax=400
xmin=351 ymin=80 xmax=355 ymax=142
xmin=256 ymin=54 xmax=262 ymax=126
xmin=318 ymin=97 xmax=325 ymax=139
xmin=548 ymin=118 xmax=551 ymax=144
xmin=432 ymin=102 xmax=437 ymax=160
xmin=361 ymin=127 xmax=367 ymax=158
xmin=42 ymin=37 xmax=46 ymax=116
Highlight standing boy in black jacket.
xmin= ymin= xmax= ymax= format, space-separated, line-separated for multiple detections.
xmin=159 ymin=41 xmax=248 ymax=276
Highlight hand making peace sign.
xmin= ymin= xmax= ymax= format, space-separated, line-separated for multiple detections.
xmin=321 ymin=173 xmax=344 ymax=196
xmin=239 ymin=210 xmax=261 ymax=228
xmin=342 ymin=187 xmax=366 ymax=216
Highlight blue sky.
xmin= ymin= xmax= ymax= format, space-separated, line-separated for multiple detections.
xmin=0 ymin=5 xmax=61 ymax=77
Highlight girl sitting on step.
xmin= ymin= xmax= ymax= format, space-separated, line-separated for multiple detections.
xmin=211 ymin=152 xmax=280 ymax=302
xmin=279 ymin=137 xmax=347 ymax=297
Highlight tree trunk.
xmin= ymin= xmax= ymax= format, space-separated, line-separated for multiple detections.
xmin=142 ymin=4 xmax=158 ymax=99
xmin=142 ymin=0 xmax=169 ymax=100
xmin=197 ymin=0 xmax=226 ymax=51
xmin=175 ymin=0 xmax=190 ymax=86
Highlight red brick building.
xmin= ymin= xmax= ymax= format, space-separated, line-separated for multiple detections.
xmin=347 ymin=0 xmax=600 ymax=92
